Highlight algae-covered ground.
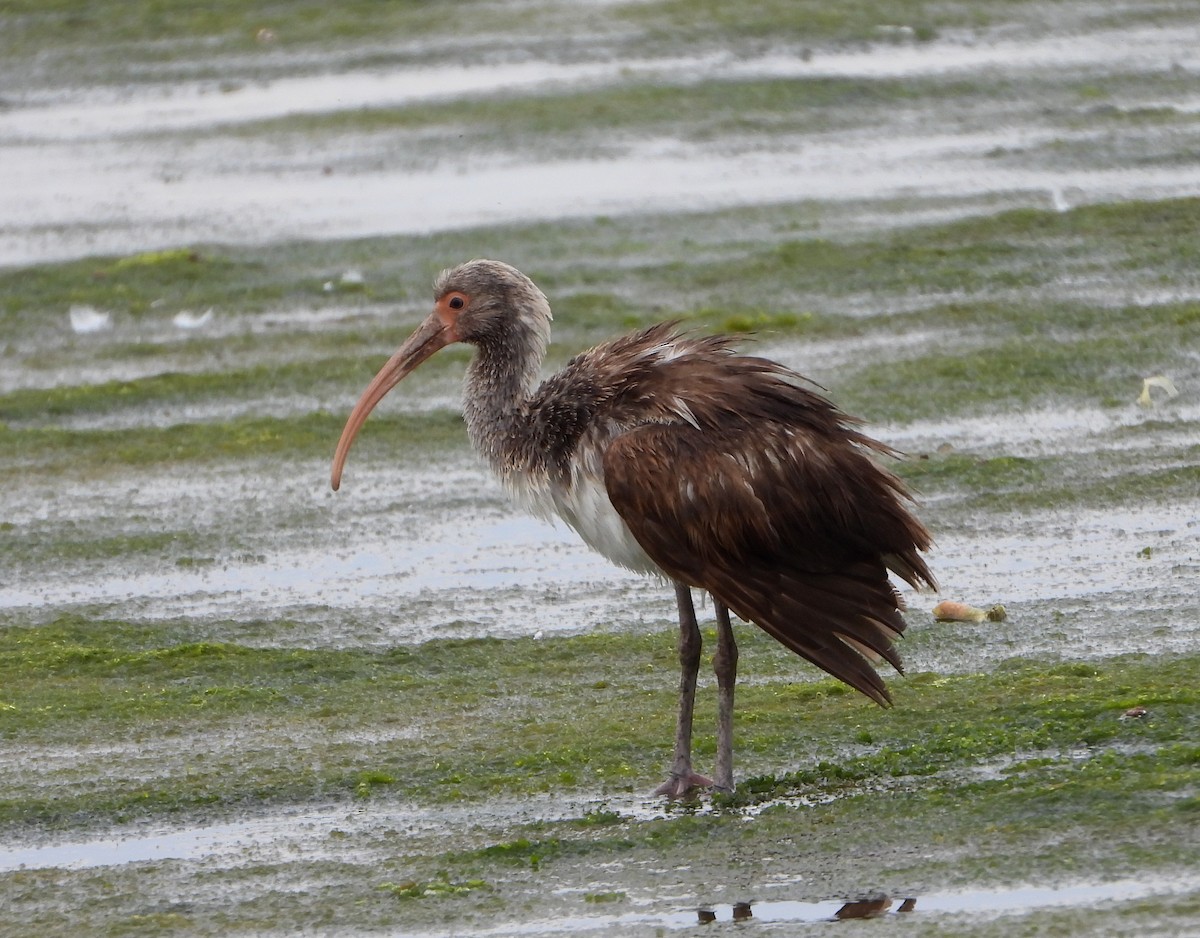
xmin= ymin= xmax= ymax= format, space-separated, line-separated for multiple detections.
xmin=2 ymin=1 xmax=1199 ymax=935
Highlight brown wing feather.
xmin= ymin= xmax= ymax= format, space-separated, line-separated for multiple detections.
xmin=603 ymin=411 xmax=935 ymax=705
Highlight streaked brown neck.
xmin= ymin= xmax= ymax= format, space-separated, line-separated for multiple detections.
xmin=461 ymin=320 xmax=546 ymax=476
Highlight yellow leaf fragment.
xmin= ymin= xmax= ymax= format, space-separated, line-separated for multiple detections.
xmin=932 ymin=601 xmax=987 ymax=623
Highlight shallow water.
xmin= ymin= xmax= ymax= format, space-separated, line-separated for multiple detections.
xmin=7 ymin=125 xmax=1200 ymax=268
xmin=494 ymin=877 xmax=1200 ymax=934
xmin=9 ymin=24 xmax=1195 ymax=141
xmin=882 ymin=401 xmax=1200 ymax=459
xmin=7 ymin=821 xmax=1196 ymax=937
xmin=4 ymin=792 xmax=1197 ymax=936
xmin=4 ymin=444 xmax=1197 ymax=670
xmin=3 ymin=22 xmax=1200 ymax=265
xmin=4 ymin=7 xmax=1200 ymax=936
xmin=0 ymin=797 xmax=584 ymax=873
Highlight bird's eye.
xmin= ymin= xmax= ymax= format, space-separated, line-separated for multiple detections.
xmin=448 ymin=295 xmax=466 ymax=310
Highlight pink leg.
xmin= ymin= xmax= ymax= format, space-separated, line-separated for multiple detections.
xmin=712 ymin=602 xmax=738 ymax=793
xmin=655 ymin=583 xmax=713 ymax=797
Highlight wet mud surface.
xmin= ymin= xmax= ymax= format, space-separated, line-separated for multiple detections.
xmin=2 ymin=2 xmax=1199 ymax=935
xmin=4 ymin=17 xmax=1200 ymax=264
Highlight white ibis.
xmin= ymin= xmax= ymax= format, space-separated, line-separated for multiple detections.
xmin=331 ymin=259 xmax=936 ymax=797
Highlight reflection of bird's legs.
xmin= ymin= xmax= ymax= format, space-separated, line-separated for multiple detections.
xmin=713 ymin=601 xmax=738 ymax=793
xmin=655 ymin=583 xmax=713 ymax=797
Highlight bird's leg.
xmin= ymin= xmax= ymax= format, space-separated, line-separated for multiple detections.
xmin=655 ymin=582 xmax=713 ymax=798
xmin=712 ymin=601 xmax=738 ymax=793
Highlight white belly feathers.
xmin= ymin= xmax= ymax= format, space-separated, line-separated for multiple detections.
xmin=500 ymin=463 xmax=661 ymax=576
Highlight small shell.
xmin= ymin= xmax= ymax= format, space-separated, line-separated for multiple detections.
xmin=1137 ymin=375 xmax=1178 ymax=406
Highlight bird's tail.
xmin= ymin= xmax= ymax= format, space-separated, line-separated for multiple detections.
xmin=706 ymin=560 xmax=909 ymax=706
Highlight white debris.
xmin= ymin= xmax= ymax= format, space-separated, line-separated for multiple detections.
xmin=68 ymin=304 xmax=111 ymax=334
xmin=172 ymin=308 xmax=214 ymax=329
xmin=1137 ymin=375 xmax=1179 ymax=407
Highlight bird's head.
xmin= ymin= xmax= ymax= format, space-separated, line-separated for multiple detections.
xmin=330 ymin=259 xmax=551 ymax=491
xmin=432 ymin=258 xmax=552 ymax=350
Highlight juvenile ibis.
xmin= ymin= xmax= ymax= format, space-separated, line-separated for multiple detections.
xmin=331 ymin=259 xmax=935 ymax=796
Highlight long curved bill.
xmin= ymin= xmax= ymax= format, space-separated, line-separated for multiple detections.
xmin=330 ymin=312 xmax=453 ymax=490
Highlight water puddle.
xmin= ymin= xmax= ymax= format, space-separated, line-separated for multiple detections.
xmin=0 ymin=791 xmax=669 ymax=873
xmin=4 ymin=797 xmax=1196 ymax=935
xmin=7 ymin=25 xmax=1196 ymax=143
xmin=3 ymin=450 xmax=1197 ymax=663
xmin=0 ymin=813 xmax=337 ymax=873
xmin=3 ymin=56 xmax=698 ymax=141
xmin=8 ymin=125 xmax=1200 ymax=267
xmin=513 ymin=877 xmax=1200 ymax=933
xmin=0 ymin=495 xmax=663 ymax=641
xmin=648 ymin=882 xmax=1200 ymax=930
xmin=3 ymin=23 xmax=1200 ymax=265
xmin=0 ymin=456 xmax=662 ymax=642
xmin=880 ymin=400 xmax=1200 ymax=459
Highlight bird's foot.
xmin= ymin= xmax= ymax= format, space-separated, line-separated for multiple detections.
xmin=654 ymin=770 xmax=714 ymax=799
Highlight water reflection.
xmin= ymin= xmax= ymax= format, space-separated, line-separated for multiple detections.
xmin=834 ymin=895 xmax=901 ymax=919
xmin=696 ymin=893 xmax=912 ymax=924
xmin=683 ymin=877 xmax=1200 ymax=929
